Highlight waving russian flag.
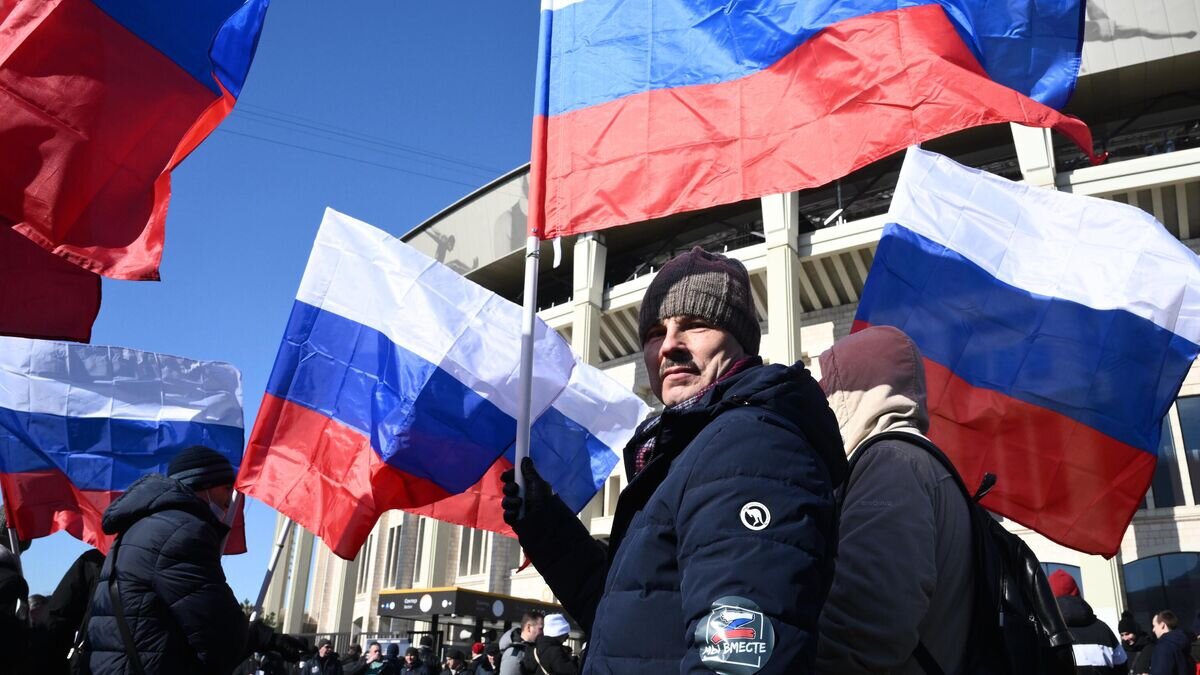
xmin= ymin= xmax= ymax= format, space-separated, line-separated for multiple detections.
xmin=530 ymin=0 xmax=1099 ymax=239
xmin=855 ymin=148 xmax=1200 ymax=556
xmin=237 ymin=209 xmax=648 ymax=559
xmin=0 ymin=0 xmax=269 ymax=280
xmin=0 ymin=337 xmax=246 ymax=553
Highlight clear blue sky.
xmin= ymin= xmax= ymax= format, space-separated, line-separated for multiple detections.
xmin=17 ymin=1 xmax=540 ymax=602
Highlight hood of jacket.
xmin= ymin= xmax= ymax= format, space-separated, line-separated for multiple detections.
xmin=818 ymin=325 xmax=930 ymax=457
xmin=626 ymin=356 xmax=847 ymax=485
xmin=101 ymin=473 xmax=223 ymax=535
xmin=1159 ymin=627 xmax=1193 ymax=651
xmin=1056 ymin=594 xmax=1098 ymax=628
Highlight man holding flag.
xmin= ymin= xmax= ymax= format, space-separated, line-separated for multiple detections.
xmin=502 ymin=248 xmax=849 ymax=674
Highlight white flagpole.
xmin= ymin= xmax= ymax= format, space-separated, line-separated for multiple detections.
xmin=512 ymin=235 xmax=541 ymax=503
xmin=249 ymin=516 xmax=294 ymax=622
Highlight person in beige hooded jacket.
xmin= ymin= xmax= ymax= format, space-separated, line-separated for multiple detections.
xmin=815 ymin=325 xmax=973 ymax=675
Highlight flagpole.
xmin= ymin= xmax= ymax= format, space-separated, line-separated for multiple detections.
xmin=249 ymin=516 xmax=294 ymax=622
xmin=512 ymin=235 xmax=541 ymax=503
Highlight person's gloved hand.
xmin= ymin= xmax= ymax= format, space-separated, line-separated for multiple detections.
xmin=246 ymin=619 xmax=274 ymax=653
xmin=501 ymin=457 xmax=552 ymax=526
xmin=269 ymin=633 xmax=309 ymax=662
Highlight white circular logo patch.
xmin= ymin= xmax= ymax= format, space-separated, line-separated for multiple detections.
xmin=492 ymin=600 xmax=505 ymax=617
xmin=739 ymin=502 xmax=770 ymax=531
xmin=418 ymin=594 xmax=433 ymax=612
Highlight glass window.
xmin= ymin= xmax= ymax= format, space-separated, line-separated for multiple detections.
xmin=412 ymin=519 xmax=428 ymax=587
xmin=1151 ymin=417 xmax=1184 ymax=508
xmin=457 ymin=527 xmax=490 ymax=577
xmin=1040 ymin=563 xmax=1082 ymax=595
xmin=383 ymin=525 xmax=401 ymax=588
xmin=356 ymin=534 xmax=374 ymax=594
xmin=1176 ymin=397 xmax=1200 ymax=504
xmin=1123 ymin=553 xmax=1200 ymax=632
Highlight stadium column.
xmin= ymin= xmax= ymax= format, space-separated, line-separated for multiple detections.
xmin=762 ymin=192 xmax=803 ymax=365
xmin=262 ymin=514 xmax=291 ymax=618
xmin=1011 ymin=123 xmax=1058 ymax=188
xmin=282 ymin=527 xmax=316 ymax=633
xmin=1079 ymin=552 xmax=1128 ymax=632
xmin=572 ymin=233 xmax=606 ymax=365
xmin=327 ymin=555 xmax=359 ymax=636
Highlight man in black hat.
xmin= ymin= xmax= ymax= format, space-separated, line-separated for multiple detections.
xmin=86 ymin=445 xmax=306 ymax=674
xmin=502 ymin=247 xmax=848 ymax=674
xmin=440 ymin=649 xmax=468 ymax=675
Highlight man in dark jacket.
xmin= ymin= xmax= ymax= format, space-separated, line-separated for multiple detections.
xmin=1151 ymin=610 xmax=1195 ymax=675
xmin=399 ymin=647 xmax=432 ymax=675
xmin=1050 ymin=570 xmax=1128 ymax=674
xmin=0 ymin=526 xmax=31 ymax=675
xmin=305 ymin=639 xmax=345 ymax=675
xmin=502 ymin=247 xmax=848 ymax=674
xmin=441 ymin=650 xmax=469 ymax=675
xmin=85 ymin=445 xmax=305 ymax=674
xmin=1121 ymin=612 xmax=1155 ymax=675
xmin=815 ymin=327 xmax=973 ymax=675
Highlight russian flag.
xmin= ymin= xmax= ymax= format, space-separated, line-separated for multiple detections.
xmin=0 ymin=223 xmax=100 ymax=343
xmin=0 ymin=0 xmax=270 ymax=281
xmin=529 ymin=0 xmax=1099 ymax=239
xmin=855 ymin=148 xmax=1200 ymax=556
xmin=236 ymin=209 xmax=649 ymax=559
xmin=0 ymin=337 xmax=246 ymax=553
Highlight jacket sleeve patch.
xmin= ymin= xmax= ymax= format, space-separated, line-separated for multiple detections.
xmin=696 ymin=596 xmax=775 ymax=674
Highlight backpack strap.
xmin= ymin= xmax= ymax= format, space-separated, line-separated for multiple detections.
xmin=107 ymin=537 xmax=147 ymax=675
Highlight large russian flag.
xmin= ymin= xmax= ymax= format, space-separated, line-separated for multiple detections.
xmin=530 ymin=0 xmax=1098 ymax=239
xmin=0 ymin=222 xmax=100 ymax=343
xmin=236 ymin=209 xmax=648 ymax=559
xmin=855 ymin=148 xmax=1200 ymax=556
xmin=0 ymin=0 xmax=270 ymax=280
xmin=0 ymin=337 xmax=246 ymax=553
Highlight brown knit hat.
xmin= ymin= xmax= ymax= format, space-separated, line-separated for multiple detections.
xmin=638 ymin=247 xmax=760 ymax=354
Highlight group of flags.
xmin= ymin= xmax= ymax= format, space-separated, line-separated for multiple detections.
xmin=0 ymin=0 xmax=1195 ymax=564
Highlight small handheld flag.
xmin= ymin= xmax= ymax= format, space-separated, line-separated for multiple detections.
xmin=237 ymin=209 xmax=648 ymax=559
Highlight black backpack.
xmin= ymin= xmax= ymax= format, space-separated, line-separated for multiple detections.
xmin=847 ymin=431 xmax=1076 ymax=675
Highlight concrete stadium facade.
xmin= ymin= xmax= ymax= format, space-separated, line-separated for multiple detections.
xmin=262 ymin=0 xmax=1200 ymax=650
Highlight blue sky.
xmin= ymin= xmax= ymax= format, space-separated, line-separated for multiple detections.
xmin=17 ymin=1 xmax=540 ymax=602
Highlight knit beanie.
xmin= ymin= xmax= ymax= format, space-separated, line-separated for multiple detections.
xmin=167 ymin=445 xmax=235 ymax=491
xmin=1118 ymin=612 xmax=1139 ymax=635
xmin=1048 ymin=569 xmax=1080 ymax=598
xmin=638 ymin=247 xmax=760 ymax=354
xmin=544 ymin=614 xmax=571 ymax=638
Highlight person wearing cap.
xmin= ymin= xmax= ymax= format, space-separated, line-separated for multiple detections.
xmin=399 ymin=646 xmax=432 ymax=675
xmin=474 ymin=643 xmax=499 ymax=674
xmin=85 ymin=445 xmax=307 ymax=674
xmin=502 ymin=247 xmax=848 ymax=674
xmin=304 ymin=638 xmax=344 ymax=675
xmin=523 ymin=614 xmax=577 ymax=675
xmin=1050 ymin=570 xmax=1128 ymax=674
xmin=440 ymin=649 xmax=469 ymax=675
xmin=1120 ymin=611 xmax=1155 ymax=675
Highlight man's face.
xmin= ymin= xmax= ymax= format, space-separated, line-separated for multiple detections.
xmin=487 ymin=653 xmax=498 ymax=666
xmin=1153 ymin=617 xmax=1168 ymax=638
xmin=522 ymin=618 xmax=543 ymax=641
xmin=367 ymin=644 xmax=380 ymax=660
xmin=404 ymin=652 xmax=415 ymax=664
xmin=1121 ymin=631 xmax=1135 ymax=644
xmin=644 ymin=316 xmax=746 ymax=406
xmin=319 ymin=644 xmax=332 ymax=658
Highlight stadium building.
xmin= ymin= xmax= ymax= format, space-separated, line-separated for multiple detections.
xmin=261 ymin=0 xmax=1200 ymax=651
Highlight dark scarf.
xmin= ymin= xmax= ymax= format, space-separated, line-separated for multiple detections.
xmin=633 ymin=357 xmax=758 ymax=475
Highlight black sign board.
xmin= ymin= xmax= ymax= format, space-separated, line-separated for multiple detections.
xmin=378 ymin=587 xmax=567 ymax=625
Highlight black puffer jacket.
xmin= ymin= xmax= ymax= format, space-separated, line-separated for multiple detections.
xmin=85 ymin=474 xmax=252 ymax=675
xmin=516 ymin=360 xmax=847 ymax=674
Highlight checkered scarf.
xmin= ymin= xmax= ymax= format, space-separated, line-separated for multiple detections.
xmin=633 ymin=357 xmax=758 ymax=475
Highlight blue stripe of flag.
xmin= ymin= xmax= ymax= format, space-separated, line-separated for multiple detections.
xmin=857 ymin=224 xmax=1200 ymax=454
xmin=266 ymin=301 xmax=617 ymax=502
xmin=540 ymin=0 xmax=1083 ymax=116
xmin=0 ymin=408 xmax=242 ymax=492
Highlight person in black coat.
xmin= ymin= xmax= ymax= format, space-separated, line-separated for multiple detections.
xmin=1121 ymin=612 xmax=1155 ymax=675
xmin=0 ymin=530 xmax=31 ymax=675
xmin=85 ymin=446 xmax=305 ymax=674
xmin=525 ymin=615 xmax=577 ymax=675
xmin=1051 ymin=571 xmax=1129 ymax=674
xmin=44 ymin=548 xmax=105 ymax=675
xmin=502 ymin=248 xmax=848 ymax=675
xmin=1151 ymin=611 xmax=1196 ymax=675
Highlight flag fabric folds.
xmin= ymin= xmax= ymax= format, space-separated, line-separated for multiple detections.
xmin=237 ymin=208 xmax=649 ymax=559
xmin=529 ymin=0 xmax=1098 ymax=239
xmin=0 ymin=223 xmax=101 ymax=343
xmin=855 ymin=147 xmax=1200 ymax=557
xmin=0 ymin=0 xmax=270 ymax=280
xmin=0 ymin=337 xmax=246 ymax=553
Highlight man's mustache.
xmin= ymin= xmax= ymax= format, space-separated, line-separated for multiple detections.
xmin=660 ymin=357 xmax=699 ymax=377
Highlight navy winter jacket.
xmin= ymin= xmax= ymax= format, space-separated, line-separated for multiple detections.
xmin=85 ymin=474 xmax=252 ymax=675
xmin=1151 ymin=629 xmax=1195 ymax=675
xmin=515 ymin=360 xmax=848 ymax=674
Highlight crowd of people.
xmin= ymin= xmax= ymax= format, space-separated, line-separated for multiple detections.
xmin=2 ymin=246 xmax=1200 ymax=674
